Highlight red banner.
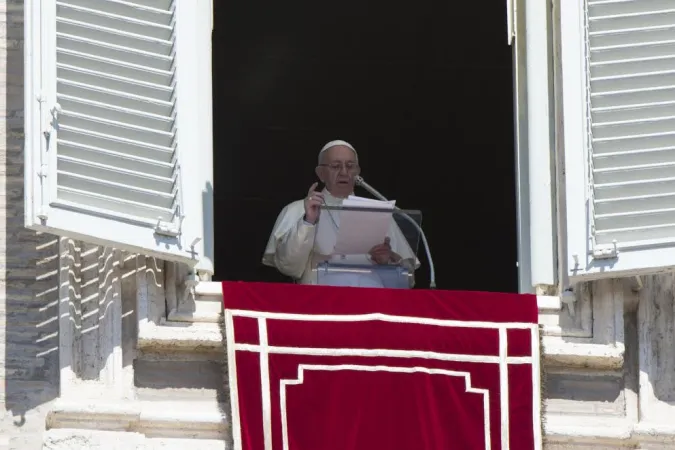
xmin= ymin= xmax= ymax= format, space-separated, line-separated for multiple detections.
xmin=223 ymin=282 xmax=541 ymax=450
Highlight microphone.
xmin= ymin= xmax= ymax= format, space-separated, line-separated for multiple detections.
xmin=355 ymin=175 xmax=437 ymax=289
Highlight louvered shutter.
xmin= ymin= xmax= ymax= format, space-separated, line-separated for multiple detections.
xmin=561 ymin=0 xmax=675 ymax=280
xmin=25 ymin=0 xmax=213 ymax=271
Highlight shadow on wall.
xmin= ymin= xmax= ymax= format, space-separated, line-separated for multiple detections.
xmin=2 ymin=1 xmax=60 ymax=439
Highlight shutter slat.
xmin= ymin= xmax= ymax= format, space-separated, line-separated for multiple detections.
xmin=58 ymin=172 xmax=175 ymax=209
xmin=592 ymin=102 xmax=675 ymax=123
xmin=57 ymin=20 xmax=173 ymax=55
xmin=58 ymin=156 xmax=174 ymax=193
xmin=61 ymin=0 xmax=174 ymax=21
xmin=593 ymin=133 xmax=675 ymax=154
xmin=591 ymin=70 xmax=675 ymax=93
xmin=592 ymin=116 xmax=675 ymax=139
xmin=592 ymin=55 xmax=675 ymax=78
xmin=594 ymin=147 xmax=675 ymax=167
xmin=58 ymin=80 xmax=172 ymax=116
xmin=595 ymin=223 xmax=675 ymax=245
xmin=596 ymin=209 xmax=675 ymax=234
xmin=58 ymin=53 xmax=172 ymax=86
xmin=588 ymin=0 xmax=675 ymax=18
xmin=588 ymin=11 xmax=675 ymax=34
xmin=57 ymin=3 xmax=172 ymax=40
xmin=58 ymin=1 xmax=173 ymax=26
xmin=58 ymin=64 xmax=172 ymax=99
xmin=595 ymin=176 xmax=675 ymax=199
xmin=59 ymin=127 xmax=173 ymax=160
xmin=587 ymin=0 xmax=675 ymax=247
xmin=60 ymin=112 xmax=174 ymax=148
xmin=596 ymin=192 xmax=675 ymax=215
xmin=123 ymin=0 xmax=174 ymax=9
xmin=591 ymin=27 xmax=675 ymax=47
xmin=57 ymin=35 xmax=173 ymax=71
xmin=591 ymin=86 xmax=675 ymax=110
xmin=591 ymin=40 xmax=675 ymax=61
xmin=57 ymin=188 xmax=175 ymax=222
xmin=59 ymin=96 xmax=173 ymax=132
xmin=58 ymin=141 xmax=174 ymax=178
xmin=594 ymin=162 xmax=675 ymax=184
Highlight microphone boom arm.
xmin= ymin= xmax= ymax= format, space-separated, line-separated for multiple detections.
xmin=355 ymin=176 xmax=437 ymax=289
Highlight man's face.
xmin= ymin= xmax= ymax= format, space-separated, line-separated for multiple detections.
xmin=315 ymin=145 xmax=360 ymax=198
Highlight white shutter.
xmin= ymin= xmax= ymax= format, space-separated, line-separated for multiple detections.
xmin=561 ymin=0 xmax=675 ymax=280
xmin=25 ymin=0 xmax=213 ymax=271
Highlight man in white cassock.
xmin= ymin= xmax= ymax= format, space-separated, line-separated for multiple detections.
xmin=262 ymin=140 xmax=419 ymax=287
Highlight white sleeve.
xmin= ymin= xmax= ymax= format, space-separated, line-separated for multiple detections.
xmin=273 ymin=217 xmax=316 ymax=279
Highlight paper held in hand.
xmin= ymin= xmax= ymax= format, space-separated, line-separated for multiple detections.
xmin=325 ymin=195 xmax=396 ymax=256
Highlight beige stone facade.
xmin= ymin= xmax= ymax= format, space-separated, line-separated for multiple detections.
xmin=1 ymin=1 xmax=60 ymax=447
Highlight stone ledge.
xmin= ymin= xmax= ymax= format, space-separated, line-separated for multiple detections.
xmin=543 ymin=339 xmax=624 ymax=370
xmin=545 ymin=415 xmax=675 ymax=447
xmin=137 ymin=322 xmax=223 ymax=352
xmin=46 ymin=400 xmax=227 ymax=441
xmin=537 ymin=295 xmax=562 ymax=310
xmin=633 ymin=423 xmax=675 ymax=445
xmin=43 ymin=429 xmax=228 ymax=450
xmin=196 ymin=282 xmax=223 ymax=297
xmin=167 ymin=309 xmax=222 ymax=323
xmin=546 ymin=416 xmax=633 ymax=442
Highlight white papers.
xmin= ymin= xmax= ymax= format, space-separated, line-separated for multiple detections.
xmin=330 ymin=195 xmax=396 ymax=255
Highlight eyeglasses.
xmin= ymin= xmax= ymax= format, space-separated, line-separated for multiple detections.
xmin=319 ymin=162 xmax=359 ymax=172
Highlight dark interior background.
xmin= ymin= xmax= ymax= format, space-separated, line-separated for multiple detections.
xmin=212 ymin=0 xmax=517 ymax=292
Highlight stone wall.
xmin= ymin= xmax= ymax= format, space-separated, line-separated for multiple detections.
xmin=0 ymin=1 xmax=61 ymax=448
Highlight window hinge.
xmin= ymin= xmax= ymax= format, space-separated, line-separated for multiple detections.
xmin=593 ymin=240 xmax=618 ymax=260
xmin=154 ymin=219 xmax=180 ymax=237
xmin=154 ymin=212 xmax=185 ymax=238
xmin=36 ymin=208 xmax=48 ymax=221
xmin=36 ymin=163 xmax=48 ymax=219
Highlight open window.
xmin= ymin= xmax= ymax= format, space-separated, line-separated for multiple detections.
xmin=560 ymin=0 xmax=675 ymax=281
xmin=24 ymin=0 xmax=214 ymax=274
xmin=26 ymin=0 xmax=523 ymax=291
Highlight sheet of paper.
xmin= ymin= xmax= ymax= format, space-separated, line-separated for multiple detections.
xmin=345 ymin=195 xmax=396 ymax=209
xmin=331 ymin=197 xmax=396 ymax=255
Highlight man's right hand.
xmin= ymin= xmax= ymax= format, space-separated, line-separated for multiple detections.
xmin=303 ymin=182 xmax=324 ymax=224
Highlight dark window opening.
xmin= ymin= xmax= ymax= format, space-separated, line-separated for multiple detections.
xmin=211 ymin=1 xmax=517 ymax=292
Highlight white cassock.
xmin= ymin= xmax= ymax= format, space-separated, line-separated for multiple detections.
xmin=262 ymin=189 xmax=419 ymax=287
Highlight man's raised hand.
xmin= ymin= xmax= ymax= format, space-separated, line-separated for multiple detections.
xmin=303 ymin=182 xmax=324 ymax=224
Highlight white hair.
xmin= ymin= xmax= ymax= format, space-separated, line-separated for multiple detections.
xmin=318 ymin=140 xmax=358 ymax=164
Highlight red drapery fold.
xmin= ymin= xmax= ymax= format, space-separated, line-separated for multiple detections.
xmin=223 ymin=282 xmax=541 ymax=450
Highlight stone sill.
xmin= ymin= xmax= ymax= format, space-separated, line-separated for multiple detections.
xmin=47 ymin=399 xmax=228 ymax=440
xmin=546 ymin=415 xmax=675 ymax=446
xmin=138 ymin=322 xmax=222 ymax=352
xmin=43 ymin=431 xmax=228 ymax=450
xmin=542 ymin=340 xmax=624 ymax=370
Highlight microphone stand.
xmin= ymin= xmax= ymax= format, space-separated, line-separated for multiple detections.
xmin=355 ymin=176 xmax=437 ymax=289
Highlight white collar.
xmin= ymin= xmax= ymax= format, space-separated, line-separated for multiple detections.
xmin=322 ymin=188 xmax=353 ymax=205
